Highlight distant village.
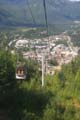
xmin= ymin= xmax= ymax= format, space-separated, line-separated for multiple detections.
xmin=9 ymin=32 xmax=79 ymax=75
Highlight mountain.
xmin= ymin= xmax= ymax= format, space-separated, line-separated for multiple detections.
xmin=0 ymin=0 xmax=80 ymax=26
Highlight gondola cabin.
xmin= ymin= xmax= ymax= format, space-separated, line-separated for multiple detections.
xmin=16 ymin=64 xmax=26 ymax=80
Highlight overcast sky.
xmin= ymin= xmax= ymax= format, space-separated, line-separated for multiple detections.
xmin=69 ymin=0 xmax=80 ymax=1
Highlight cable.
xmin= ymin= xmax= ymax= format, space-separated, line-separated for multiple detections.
xmin=43 ymin=0 xmax=49 ymax=36
xmin=25 ymin=0 xmax=37 ymax=52
xmin=26 ymin=0 xmax=36 ymax=24
xmin=43 ymin=0 xmax=50 ymax=52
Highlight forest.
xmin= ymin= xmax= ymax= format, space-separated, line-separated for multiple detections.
xmin=0 ymin=50 xmax=80 ymax=120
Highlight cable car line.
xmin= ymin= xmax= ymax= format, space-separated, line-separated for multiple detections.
xmin=43 ymin=0 xmax=50 ymax=52
xmin=15 ymin=0 xmax=49 ymax=81
xmin=16 ymin=0 xmax=37 ymax=80
xmin=26 ymin=0 xmax=36 ymax=24
xmin=43 ymin=0 xmax=49 ymax=36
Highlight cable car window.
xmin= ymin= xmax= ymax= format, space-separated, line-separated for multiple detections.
xmin=16 ymin=64 xmax=26 ymax=80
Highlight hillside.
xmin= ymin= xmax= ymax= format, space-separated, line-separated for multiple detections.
xmin=0 ymin=0 xmax=80 ymax=26
xmin=0 ymin=49 xmax=80 ymax=120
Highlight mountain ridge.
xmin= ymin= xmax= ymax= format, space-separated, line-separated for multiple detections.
xmin=0 ymin=0 xmax=80 ymax=26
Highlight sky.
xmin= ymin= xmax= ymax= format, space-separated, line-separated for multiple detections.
xmin=69 ymin=0 xmax=80 ymax=1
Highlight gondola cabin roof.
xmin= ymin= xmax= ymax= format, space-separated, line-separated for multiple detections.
xmin=16 ymin=64 xmax=26 ymax=80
